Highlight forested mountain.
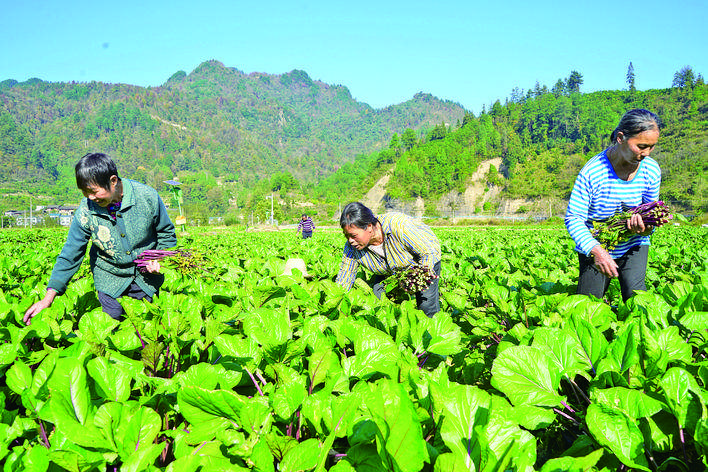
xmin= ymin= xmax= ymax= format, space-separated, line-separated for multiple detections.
xmin=2 ymin=62 xmax=706 ymax=224
xmin=315 ymin=74 xmax=708 ymax=216
xmin=0 ymin=60 xmax=465 ymax=210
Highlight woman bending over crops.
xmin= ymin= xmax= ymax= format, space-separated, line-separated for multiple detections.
xmin=565 ymin=109 xmax=661 ymax=301
xmin=336 ymin=201 xmax=441 ymax=317
xmin=23 ymin=153 xmax=176 ymax=324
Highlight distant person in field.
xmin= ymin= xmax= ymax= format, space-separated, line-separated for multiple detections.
xmin=23 ymin=153 xmax=176 ymax=324
xmin=565 ymin=108 xmax=661 ymax=301
xmin=336 ymin=201 xmax=441 ymax=317
xmin=297 ymin=213 xmax=315 ymax=239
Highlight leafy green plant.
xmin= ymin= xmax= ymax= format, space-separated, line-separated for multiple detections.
xmin=1 ymin=226 xmax=706 ymax=470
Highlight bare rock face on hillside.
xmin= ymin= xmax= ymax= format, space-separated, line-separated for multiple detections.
xmin=361 ymin=174 xmax=390 ymax=212
xmin=363 ymin=158 xmax=510 ymax=218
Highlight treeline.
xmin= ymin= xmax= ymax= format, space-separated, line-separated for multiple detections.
xmin=2 ymin=63 xmax=706 ymax=224
xmin=312 ymin=68 xmax=708 ymax=213
xmin=0 ymin=60 xmax=465 ymax=216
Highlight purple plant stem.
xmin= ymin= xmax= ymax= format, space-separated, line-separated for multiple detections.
xmin=134 ymin=328 xmax=146 ymax=349
xmin=295 ymin=411 xmax=302 ymax=440
xmin=39 ymin=420 xmax=50 ymax=448
xmin=569 ymin=378 xmax=591 ymax=404
xmin=680 ymin=427 xmax=687 ymax=462
xmin=553 ymin=407 xmax=580 ymax=425
xmin=194 ymin=441 xmax=207 ymax=454
xmin=560 ymin=400 xmax=575 ymax=413
xmin=244 ymin=367 xmax=264 ymax=396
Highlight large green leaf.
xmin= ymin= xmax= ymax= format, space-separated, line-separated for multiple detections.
xmin=490 ymin=345 xmax=565 ymax=407
xmin=121 ymin=404 xmax=162 ymax=458
xmin=556 ymin=295 xmax=616 ymax=332
xmin=86 ymin=356 xmax=132 ymax=402
xmin=564 ymin=314 xmax=608 ymax=376
xmin=177 ymin=386 xmax=245 ymax=442
xmin=279 ymin=438 xmax=322 ymax=472
xmin=5 ymin=361 xmax=32 ymax=396
xmin=180 ymin=362 xmax=243 ymax=390
xmin=607 ymin=321 xmax=640 ymax=374
xmin=531 ymin=327 xmax=588 ymax=378
xmin=242 ymin=306 xmax=292 ymax=354
xmin=166 ymin=439 xmax=249 ymax=471
xmin=358 ymin=380 xmax=429 ymax=472
xmin=433 ymin=382 xmax=490 ymax=471
xmin=659 ymin=367 xmax=704 ymax=432
xmin=308 ymin=348 xmax=340 ymax=393
xmin=271 ymin=363 xmax=307 ymax=420
xmin=432 ymin=380 xmax=537 ymax=471
xmin=76 ymin=310 xmax=119 ymax=344
xmin=539 ymin=449 xmax=604 ymax=472
xmin=342 ymin=348 xmax=401 ymax=381
xmin=624 ymin=291 xmax=672 ymax=329
xmin=120 ymin=442 xmax=165 ymax=472
xmin=47 ymin=357 xmax=93 ymax=426
xmin=213 ymin=333 xmax=261 ymax=366
xmin=586 ymin=403 xmax=650 ymax=471
xmin=591 ymin=387 xmax=665 ymax=418
xmin=677 ymin=311 xmax=708 ymax=332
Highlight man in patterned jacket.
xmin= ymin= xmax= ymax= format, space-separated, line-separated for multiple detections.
xmin=24 ymin=153 xmax=176 ymax=324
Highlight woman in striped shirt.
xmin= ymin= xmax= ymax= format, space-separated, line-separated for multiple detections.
xmin=565 ymin=109 xmax=661 ymax=301
xmin=336 ymin=202 xmax=441 ymax=317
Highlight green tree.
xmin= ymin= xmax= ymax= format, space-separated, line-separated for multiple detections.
xmin=551 ymin=79 xmax=566 ymax=97
xmin=626 ymin=62 xmax=636 ymax=92
xmin=672 ymin=66 xmax=698 ymax=89
xmin=428 ymin=123 xmax=447 ymax=141
xmin=270 ymin=171 xmax=297 ymax=191
xmin=401 ymin=128 xmax=417 ymax=150
xmin=566 ymin=71 xmax=583 ymax=93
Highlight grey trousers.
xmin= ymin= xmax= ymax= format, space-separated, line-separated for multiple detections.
xmin=577 ymin=245 xmax=649 ymax=302
xmin=98 ymin=282 xmax=153 ymax=320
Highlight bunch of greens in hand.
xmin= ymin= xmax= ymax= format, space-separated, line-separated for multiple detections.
xmin=592 ymin=200 xmax=673 ymax=251
xmin=384 ymin=263 xmax=438 ymax=302
xmin=134 ymin=248 xmax=210 ymax=277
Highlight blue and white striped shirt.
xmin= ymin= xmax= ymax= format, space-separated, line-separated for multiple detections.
xmin=565 ymin=149 xmax=661 ymax=258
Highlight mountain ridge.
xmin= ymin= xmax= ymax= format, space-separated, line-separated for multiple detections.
xmin=0 ymin=60 xmax=466 ymax=209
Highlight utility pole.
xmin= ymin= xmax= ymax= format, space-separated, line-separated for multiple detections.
xmin=265 ymin=194 xmax=274 ymax=225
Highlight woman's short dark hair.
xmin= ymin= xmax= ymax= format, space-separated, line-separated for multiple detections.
xmin=610 ymin=109 xmax=661 ymax=144
xmin=340 ymin=202 xmax=378 ymax=229
xmin=75 ymin=153 xmax=120 ymax=190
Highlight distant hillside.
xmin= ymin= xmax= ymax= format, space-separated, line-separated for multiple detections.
xmin=314 ymin=79 xmax=708 ymax=216
xmin=0 ymin=60 xmax=466 ymax=204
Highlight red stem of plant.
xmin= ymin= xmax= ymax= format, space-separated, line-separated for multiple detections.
xmin=244 ymin=367 xmax=264 ymax=396
xmin=39 ymin=420 xmax=50 ymax=449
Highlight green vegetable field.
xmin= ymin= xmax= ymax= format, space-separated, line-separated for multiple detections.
xmin=1 ymin=226 xmax=706 ymax=471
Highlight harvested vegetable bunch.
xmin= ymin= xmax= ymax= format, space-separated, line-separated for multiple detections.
xmin=387 ymin=263 xmax=439 ymax=295
xmin=592 ymin=200 xmax=673 ymax=251
xmin=134 ymin=248 xmax=208 ymax=276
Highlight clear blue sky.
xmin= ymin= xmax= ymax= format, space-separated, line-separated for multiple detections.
xmin=2 ymin=0 xmax=706 ymax=113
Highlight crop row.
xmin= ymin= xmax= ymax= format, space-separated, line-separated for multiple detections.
xmin=0 ymin=226 xmax=706 ymax=471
